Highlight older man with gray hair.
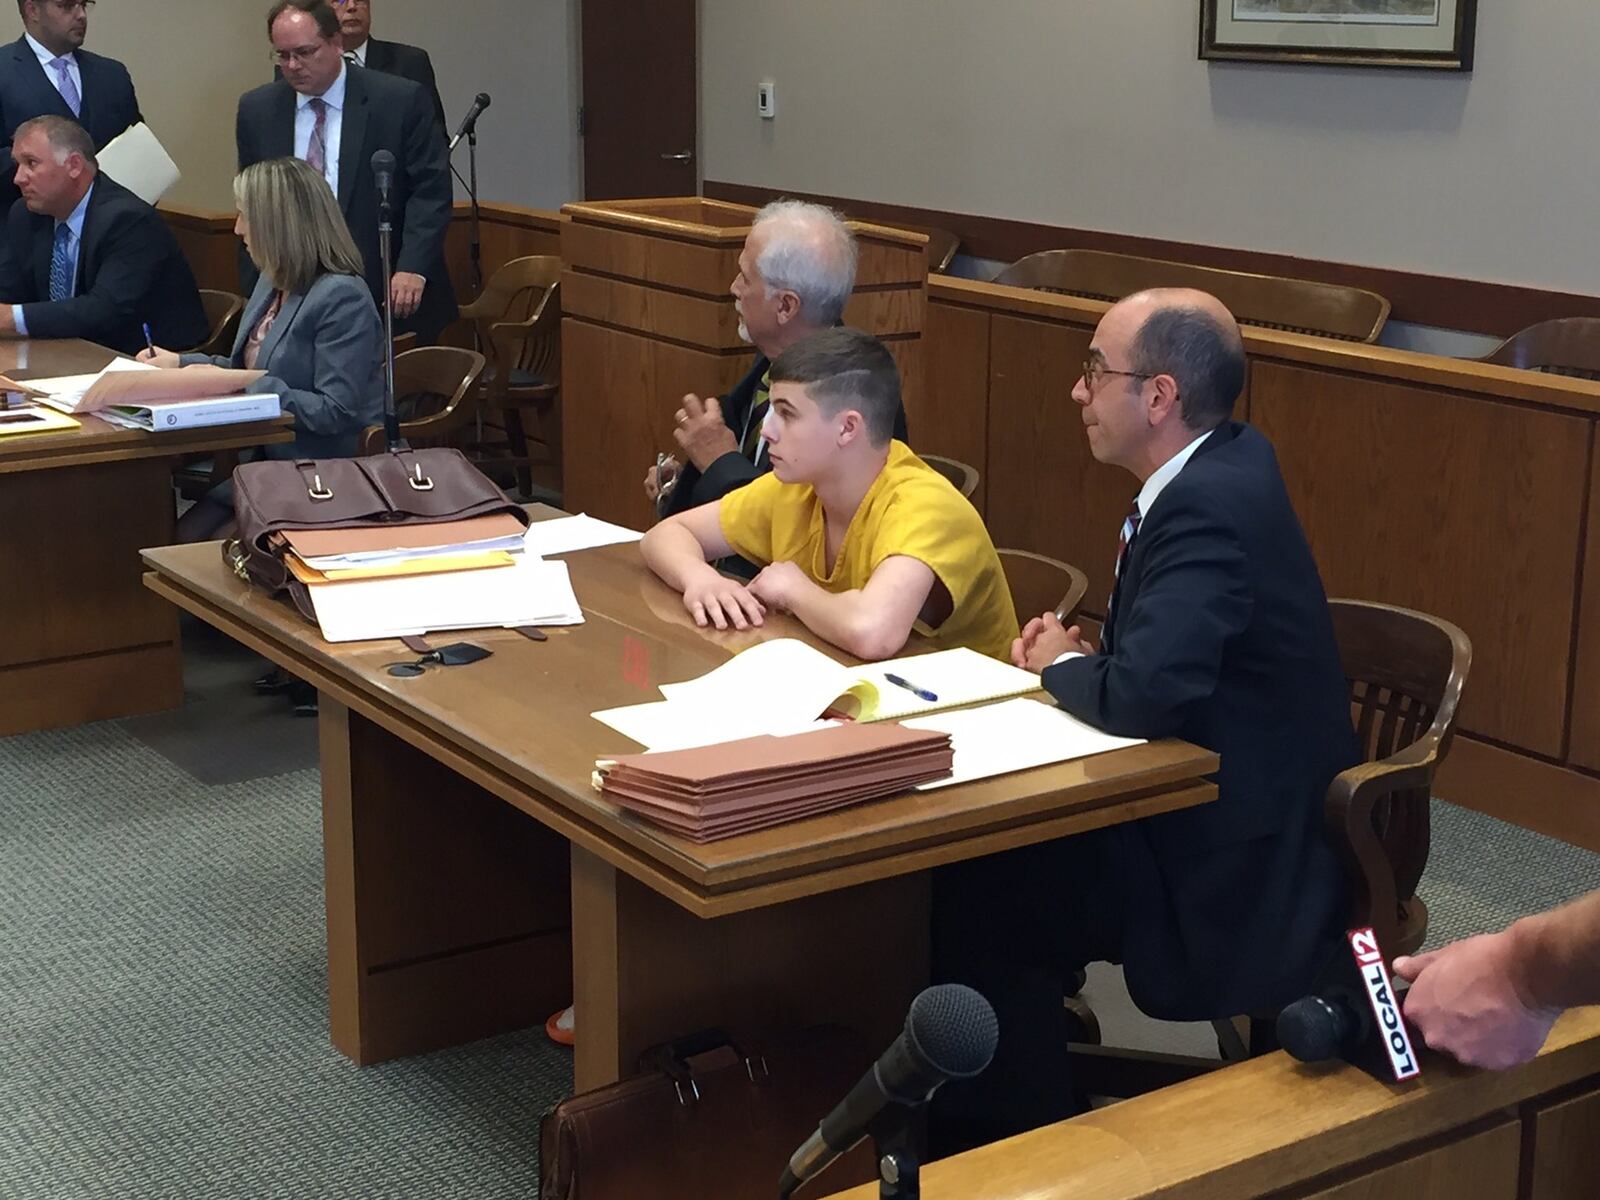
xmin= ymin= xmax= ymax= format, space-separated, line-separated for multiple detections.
xmin=644 ymin=199 xmax=907 ymax=518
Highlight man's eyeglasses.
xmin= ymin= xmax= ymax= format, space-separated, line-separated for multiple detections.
xmin=272 ymin=42 xmax=330 ymax=66
xmin=46 ymin=0 xmax=95 ymax=12
xmin=1081 ymin=359 xmax=1154 ymax=394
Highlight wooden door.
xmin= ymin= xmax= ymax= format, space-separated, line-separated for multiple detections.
xmin=580 ymin=0 xmax=697 ymax=199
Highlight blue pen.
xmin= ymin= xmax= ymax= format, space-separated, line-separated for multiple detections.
xmin=884 ymin=673 xmax=938 ymax=703
xmin=141 ymin=322 xmax=155 ymax=358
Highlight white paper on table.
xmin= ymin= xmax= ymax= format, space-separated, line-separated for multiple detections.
xmin=97 ymin=122 xmax=181 ymax=205
xmin=902 ymin=697 xmax=1147 ymax=790
xmin=523 ymin=513 xmax=644 ymax=557
xmin=307 ymin=556 xmax=583 ymax=643
xmin=29 ymin=358 xmax=155 ymax=410
xmin=590 ymin=698 xmax=835 ymax=752
xmin=655 ymin=638 xmax=855 ymax=729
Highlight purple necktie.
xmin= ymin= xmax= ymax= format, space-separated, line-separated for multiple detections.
xmin=305 ymin=97 xmax=328 ymax=174
xmin=52 ymin=57 xmax=80 ymax=117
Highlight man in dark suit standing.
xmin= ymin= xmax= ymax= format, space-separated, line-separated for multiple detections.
xmin=237 ymin=0 xmax=455 ymax=342
xmin=0 ymin=0 xmax=141 ymax=212
xmin=331 ymin=0 xmax=446 ymax=132
xmin=932 ymin=288 xmax=1357 ymax=1151
xmin=0 ymin=115 xmax=204 ymax=353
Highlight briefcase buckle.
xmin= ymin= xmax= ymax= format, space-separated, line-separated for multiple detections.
xmin=673 ymin=1078 xmax=701 ymax=1107
xmin=408 ymin=463 xmax=434 ymax=492
xmin=224 ymin=539 xmax=251 ymax=582
xmin=307 ymin=473 xmax=333 ymax=501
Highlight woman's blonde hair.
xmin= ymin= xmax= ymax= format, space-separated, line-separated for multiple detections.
xmin=234 ymin=157 xmax=364 ymax=294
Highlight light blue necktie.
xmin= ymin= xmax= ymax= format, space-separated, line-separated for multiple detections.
xmin=49 ymin=224 xmax=72 ymax=301
xmin=52 ymin=57 xmax=80 ymax=117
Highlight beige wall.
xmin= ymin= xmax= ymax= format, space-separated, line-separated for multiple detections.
xmin=699 ymin=0 xmax=1600 ymax=295
xmin=82 ymin=0 xmax=581 ymax=211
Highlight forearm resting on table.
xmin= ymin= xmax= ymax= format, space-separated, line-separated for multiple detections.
xmin=785 ymin=584 xmax=911 ymax=662
xmin=1507 ymin=889 xmax=1600 ymax=1010
xmin=640 ymin=520 xmax=721 ymax=592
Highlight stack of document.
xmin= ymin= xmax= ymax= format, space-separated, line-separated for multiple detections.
xmin=29 ymin=359 xmax=279 ymax=431
xmin=596 ymin=722 xmax=954 ymax=841
xmin=271 ymin=512 xmax=584 ymax=642
xmin=591 ymin=638 xmax=1043 ymax=752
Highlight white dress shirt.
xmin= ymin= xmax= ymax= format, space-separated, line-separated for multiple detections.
xmin=14 ymin=182 xmax=94 ymax=336
xmin=24 ymin=33 xmax=80 ymax=109
xmin=294 ymin=63 xmax=348 ymax=199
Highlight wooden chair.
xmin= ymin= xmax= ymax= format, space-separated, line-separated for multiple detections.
xmin=922 ymin=453 xmax=979 ymax=500
xmin=1070 ymin=597 xmax=1472 ymax=1093
xmin=457 ymin=255 xmax=562 ymax=498
xmin=991 ymin=249 xmax=1391 ymax=344
xmin=922 ymin=227 xmax=960 ymax=275
xmin=191 ymin=289 xmax=246 ymax=356
xmin=358 ymin=346 xmax=488 ymax=455
xmin=997 ymin=549 xmax=1089 ymax=626
xmin=1478 ymin=317 xmax=1600 ymax=379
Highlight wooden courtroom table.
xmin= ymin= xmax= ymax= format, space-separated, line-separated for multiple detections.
xmin=0 ymin=339 xmax=290 ymax=735
xmin=140 ymin=514 xmax=1217 ymax=1090
xmin=821 ymin=1005 xmax=1600 ymax=1199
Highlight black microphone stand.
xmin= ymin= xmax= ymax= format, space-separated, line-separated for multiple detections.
xmin=871 ymin=1111 xmax=920 ymax=1200
xmin=466 ymin=124 xmax=482 ymax=295
xmin=377 ymin=181 xmax=405 ymax=453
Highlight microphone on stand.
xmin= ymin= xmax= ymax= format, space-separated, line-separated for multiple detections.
xmin=448 ymin=92 xmax=492 ymax=152
xmin=778 ymin=985 xmax=998 ymax=1200
xmin=370 ymin=149 xmax=402 ymax=451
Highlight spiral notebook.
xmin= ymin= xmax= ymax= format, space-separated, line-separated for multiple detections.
xmin=591 ymin=638 xmax=1044 ymax=752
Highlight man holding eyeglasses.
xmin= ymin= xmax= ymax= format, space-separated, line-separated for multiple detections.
xmin=930 ymin=288 xmax=1357 ymax=1153
xmin=0 ymin=0 xmax=140 ymax=212
xmin=237 ymin=0 xmax=454 ymax=341
xmin=329 ymin=0 xmax=445 ymax=133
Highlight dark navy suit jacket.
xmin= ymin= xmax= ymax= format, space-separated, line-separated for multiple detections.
xmin=1042 ymin=421 xmax=1358 ymax=1019
xmin=0 ymin=37 xmax=140 ymax=211
xmin=0 ymin=174 xmax=205 ymax=354
xmin=236 ymin=66 xmax=456 ymax=341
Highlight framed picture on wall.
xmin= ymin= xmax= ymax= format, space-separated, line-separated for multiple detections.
xmin=1200 ymin=0 xmax=1477 ymax=70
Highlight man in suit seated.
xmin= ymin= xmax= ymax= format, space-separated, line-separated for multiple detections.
xmin=643 ymin=201 xmax=907 ymax=518
xmin=640 ymin=327 xmax=1017 ymax=662
xmin=0 ymin=115 xmax=205 ymax=353
xmin=0 ymin=0 xmax=141 ymax=212
xmin=237 ymin=0 xmax=455 ymax=342
xmin=931 ymin=288 xmax=1358 ymax=1152
xmin=331 ymin=0 xmax=446 ymax=131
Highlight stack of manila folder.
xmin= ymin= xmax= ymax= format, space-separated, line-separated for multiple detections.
xmin=595 ymin=722 xmax=954 ymax=842
xmin=278 ymin=513 xmax=584 ymax=642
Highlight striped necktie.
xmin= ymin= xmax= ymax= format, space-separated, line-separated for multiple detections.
xmin=741 ymin=370 xmax=772 ymax=462
xmin=52 ymin=57 xmax=80 ymax=117
xmin=48 ymin=223 xmax=72 ymax=301
xmin=305 ymin=97 xmax=328 ymax=175
xmin=1105 ymin=499 xmax=1142 ymax=632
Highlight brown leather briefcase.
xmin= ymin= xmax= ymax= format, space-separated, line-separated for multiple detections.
xmin=539 ymin=1027 xmax=877 ymax=1200
xmin=223 ymin=449 xmax=527 ymax=618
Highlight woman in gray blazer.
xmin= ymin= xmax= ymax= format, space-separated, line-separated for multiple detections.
xmin=143 ymin=156 xmax=384 ymax=541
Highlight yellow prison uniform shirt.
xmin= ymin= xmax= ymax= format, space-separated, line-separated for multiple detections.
xmin=719 ymin=440 xmax=1019 ymax=661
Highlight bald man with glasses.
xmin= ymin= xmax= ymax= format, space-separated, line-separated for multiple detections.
xmin=0 ymin=0 xmax=141 ymax=212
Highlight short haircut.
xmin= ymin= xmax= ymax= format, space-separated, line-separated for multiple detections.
xmin=14 ymin=115 xmax=96 ymax=169
xmin=1128 ymin=304 xmax=1246 ymax=430
xmin=267 ymin=0 xmax=339 ymax=39
xmin=234 ymin=157 xmax=364 ymax=294
xmin=752 ymin=200 xmax=858 ymax=327
xmin=769 ymin=327 xmax=900 ymax=447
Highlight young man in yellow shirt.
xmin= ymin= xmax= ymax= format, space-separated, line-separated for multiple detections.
xmin=641 ymin=327 xmax=1018 ymax=662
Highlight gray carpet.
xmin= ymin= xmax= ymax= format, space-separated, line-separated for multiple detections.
xmin=4 ymin=634 xmax=1599 ymax=1196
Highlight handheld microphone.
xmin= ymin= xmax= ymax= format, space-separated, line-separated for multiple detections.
xmin=448 ymin=92 xmax=492 ymax=152
xmin=778 ymin=985 xmax=998 ymax=1199
xmin=1278 ymin=926 xmax=1421 ymax=1083
xmin=370 ymin=149 xmax=396 ymax=207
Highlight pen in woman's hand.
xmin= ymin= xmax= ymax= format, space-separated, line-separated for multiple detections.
xmin=141 ymin=322 xmax=156 ymax=360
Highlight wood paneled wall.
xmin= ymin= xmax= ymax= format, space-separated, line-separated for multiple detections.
xmin=160 ymin=200 xmax=564 ymax=311
xmin=923 ymin=275 xmax=1600 ymax=851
